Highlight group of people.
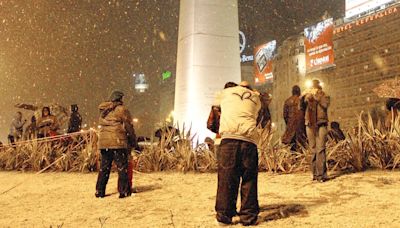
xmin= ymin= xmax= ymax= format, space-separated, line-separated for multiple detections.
xmin=208 ymin=79 xmax=335 ymax=225
xmin=7 ymin=105 xmax=82 ymax=145
xmin=210 ymin=78 xmax=400 ymax=225
xmin=5 ymin=80 xmax=396 ymax=226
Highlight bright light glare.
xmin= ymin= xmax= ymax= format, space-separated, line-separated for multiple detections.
xmin=305 ymin=80 xmax=312 ymax=88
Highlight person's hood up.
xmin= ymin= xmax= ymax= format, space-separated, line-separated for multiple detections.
xmin=99 ymin=101 xmax=114 ymax=111
xmin=109 ymin=90 xmax=124 ymax=102
xmin=99 ymin=101 xmax=122 ymax=118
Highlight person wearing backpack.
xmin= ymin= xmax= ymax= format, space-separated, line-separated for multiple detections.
xmin=95 ymin=90 xmax=136 ymax=198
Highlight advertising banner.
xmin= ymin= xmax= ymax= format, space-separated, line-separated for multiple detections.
xmin=304 ymin=18 xmax=334 ymax=73
xmin=254 ymin=40 xmax=277 ymax=84
xmin=346 ymin=0 xmax=393 ymax=18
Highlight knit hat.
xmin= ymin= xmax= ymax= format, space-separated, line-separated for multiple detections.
xmin=109 ymin=90 xmax=124 ymax=102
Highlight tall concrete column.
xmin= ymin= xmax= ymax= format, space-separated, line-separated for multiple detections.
xmin=174 ymin=0 xmax=241 ymax=141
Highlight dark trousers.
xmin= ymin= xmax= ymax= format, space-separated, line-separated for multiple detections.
xmin=215 ymin=139 xmax=259 ymax=225
xmin=96 ymin=149 xmax=130 ymax=194
xmin=8 ymin=135 xmax=15 ymax=145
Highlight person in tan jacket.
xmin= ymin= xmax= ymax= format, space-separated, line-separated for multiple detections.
xmin=37 ymin=107 xmax=59 ymax=138
xmin=301 ymin=79 xmax=330 ymax=182
xmin=95 ymin=90 xmax=136 ymax=198
xmin=214 ymin=81 xmax=261 ymax=226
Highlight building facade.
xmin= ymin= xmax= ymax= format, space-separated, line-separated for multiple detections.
xmin=270 ymin=35 xmax=306 ymax=138
xmin=271 ymin=4 xmax=400 ymax=138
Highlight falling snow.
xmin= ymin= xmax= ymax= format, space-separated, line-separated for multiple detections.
xmin=0 ymin=0 xmax=343 ymax=141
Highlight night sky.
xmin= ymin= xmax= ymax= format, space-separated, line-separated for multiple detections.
xmin=0 ymin=0 xmax=344 ymax=142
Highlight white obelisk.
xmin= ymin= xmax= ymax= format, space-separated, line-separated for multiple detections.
xmin=174 ymin=0 xmax=241 ymax=142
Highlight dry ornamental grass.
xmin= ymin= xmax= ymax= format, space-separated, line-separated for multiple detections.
xmin=1 ymin=113 xmax=399 ymax=174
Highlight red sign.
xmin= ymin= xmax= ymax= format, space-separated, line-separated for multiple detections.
xmin=254 ymin=40 xmax=277 ymax=84
xmin=304 ymin=18 xmax=335 ymax=72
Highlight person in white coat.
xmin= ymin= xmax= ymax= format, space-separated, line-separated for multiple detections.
xmin=214 ymin=81 xmax=261 ymax=226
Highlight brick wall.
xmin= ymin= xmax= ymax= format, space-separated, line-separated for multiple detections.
xmin=272 ymin=6 xmax=400 ymax=139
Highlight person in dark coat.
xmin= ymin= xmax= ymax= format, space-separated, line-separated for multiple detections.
xmin=95 ymin=90 xmax=137 ymax=198
xmin=67 ymin=104 xmax=82 ymax=133
xmin=24 ymin=115 xmax=37 ymax=140
xmin=328 ymin=121 xmax=345 ymax=143
xmin=282 ymin=85 xmax=306 ymax=151
xmin=256 ymin=92 xmax=272 ymax=129
xmin=384 ymin=98 xmax=400 ymax=129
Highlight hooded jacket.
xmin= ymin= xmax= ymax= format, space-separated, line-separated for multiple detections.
xmin=215 ymin=86 xmax=261 ymax=144
xmin=98 ymin=101 xmax=136 ymax=149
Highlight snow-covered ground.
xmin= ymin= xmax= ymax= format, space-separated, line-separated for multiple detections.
xmin=0 ymin=171 xmax=400 ymax=227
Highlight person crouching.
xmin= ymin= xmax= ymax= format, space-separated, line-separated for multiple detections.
xmin=95 ymin=90 xmax=136 ymax=198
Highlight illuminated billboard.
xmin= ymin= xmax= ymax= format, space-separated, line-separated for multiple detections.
xmin=346 ymin=0 xmax=394 ymax=18
xmin=304 ymin=18 xmax=334 ymax=73
xmin=133 ymin=73 xmax=149 ymax=93
xmin=254 ymin=40 xmax=277 ymax=84
xmin=336 ymin=5 xmax=398 ymax=34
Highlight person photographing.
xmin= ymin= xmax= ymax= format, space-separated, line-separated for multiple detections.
xmin=301 ymin=79 xmax=330 ymax=182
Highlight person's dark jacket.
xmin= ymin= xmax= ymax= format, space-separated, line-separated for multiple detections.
xmin=98 ymin=101 xmax=136 ymax=149
xmin=68 ymin=111 xmax=82 ymax=133
xmin=256 ymin=93 xmax=271 ymax=128
xmin=207 ymin=106 xmax=221 ymax=134
xmin=282 ymin=95 xmax=306 ymax=144
xmin=328 ymin=128 xmax=345 ymax=142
